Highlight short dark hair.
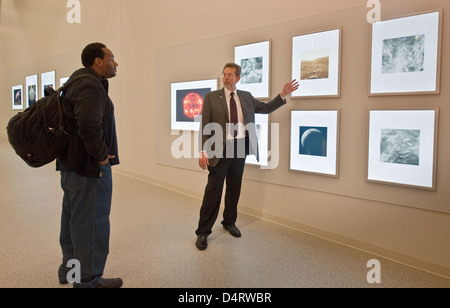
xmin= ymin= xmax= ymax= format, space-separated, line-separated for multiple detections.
xmin=223 ymin=63 xmax=241 ymax=77
xmin=81 ymin=42 xmax=107 ymax=67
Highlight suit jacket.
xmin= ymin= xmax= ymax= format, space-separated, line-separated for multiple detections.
xmin=200 ymin=88 xmax=286 ymax=167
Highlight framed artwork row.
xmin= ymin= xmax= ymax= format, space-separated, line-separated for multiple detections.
xmin=233 ymin=28 xmax=343 ymax=99
xmin=169 ymin=9 xmax=442 ymax=129
xmin=166 ymin=9 xmax=443 ymax=190
xmin=11 ymin=71 xmax=69 ymax=110
xmin=231 ymin=9 xmax=443 ymax=98
xmin=169 ymin=9 xmax=443 ymax=124
xmin=288 ymin=108 xmax=439 ymax=191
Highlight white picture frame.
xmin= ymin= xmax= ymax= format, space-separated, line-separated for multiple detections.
xmin=235 ymin=40 xmax=271 ymax=99
xmin=292 ymin=28 xmax=342 ymax=98
xmin=367 ymin=109 xmax=439 ymax=190
xmin=12 ymin=85 xmax=24 ymax=110
xmin=41 ymin=71 xmax=56 ymax=99
xmin=171 ymin=79 xmax=218 ymax=131
xmin=246 ymin=114 xmax=269 ymax=167
xmin=25 ymin=74 xmax=38 ymax=108
xmin=290 ymin=110 xmax=340 ymax=177
xmin=369 ymin=10 xmax=442 ymax=95
xmin=60 ymin=77 xmax=70 ymax=88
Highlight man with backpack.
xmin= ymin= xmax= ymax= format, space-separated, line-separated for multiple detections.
xmin=56 ymin=43 xmax=122 ymax=288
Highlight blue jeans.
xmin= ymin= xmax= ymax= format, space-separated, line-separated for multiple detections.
xmin=59 ymin=164 xmax=112 ymax=288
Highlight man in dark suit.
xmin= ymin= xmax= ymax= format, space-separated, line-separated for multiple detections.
xmin=195 ymin=63 xmax=299 ymax=250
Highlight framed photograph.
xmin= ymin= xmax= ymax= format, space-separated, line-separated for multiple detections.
xmin=292 ymin=28 xmax=342 ymax=98
xmin=25 ymin=74 xmax=38 ymax=108
xmin=41 ymin=71 xmax=56 ymax=98
xmin=290 ymin=110 xmax=340 ymax=177
xmin=171 ymin=79 xmax=218 ymax=131
xmin=246 ymin=114 xmax=269 ymax=167
xmin=369 ymin=10 xmax=442 ymax=95
xmin=60 ymin=77 xmax=70 ymax=88
xmin=367 ymin=109 xmax=439 ymax=190
xmin=12 ymin=85 xmax=23 ymax=110
xmin=235 ymin=40 xmax=271 ymax=99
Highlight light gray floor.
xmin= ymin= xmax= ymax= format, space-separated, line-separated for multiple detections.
xmin=1 ymin=136 xmax=449 ymax=288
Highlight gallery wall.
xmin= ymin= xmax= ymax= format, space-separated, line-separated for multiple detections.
xmin=1 ymin=0 xmax=449 ymax=278
xmin=155 ymin=6 xmax=449 ymax=214
xmin=152 ymin=1 xmax=450 ymax=277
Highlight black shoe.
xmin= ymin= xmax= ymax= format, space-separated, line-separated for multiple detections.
xmin=94 ymin=278 xmax=123 ymax=288
xmin=196 ymin=235 xmax=208 ymax=251
xmin=58 ymin=264 xmax=70 ymax=285
xmin=224 ymin=224 xmax=241 ymax=238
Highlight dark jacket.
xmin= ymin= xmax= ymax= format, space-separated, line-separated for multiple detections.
xmin=56 ymin=67 xmax=119 ymax=178
xmin=201 ymin=88 xmax=286 ymax=167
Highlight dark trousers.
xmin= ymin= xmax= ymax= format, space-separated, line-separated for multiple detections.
xmin=59 ymin=164 xmax=112 ymax=288
xmin=196 ymin=139 xmax=247 ymax=236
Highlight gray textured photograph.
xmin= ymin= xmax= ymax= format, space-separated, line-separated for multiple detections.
xmin=380 ymin=129 xmax=420 ymax=166
xmin=382 ymin=34 xmax=425 ymax=74
xmin=240 ymin=57 xmax=263 ymax=84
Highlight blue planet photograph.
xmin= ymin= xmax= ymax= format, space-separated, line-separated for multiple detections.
xmin=299 ymin=126 xmax=328 ymax=157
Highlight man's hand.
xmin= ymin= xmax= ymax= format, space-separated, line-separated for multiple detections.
xmin=280 ymin=79 xmax=300 ymax=99
xmin=198 ymin=152 xmax=209 ymax=170
xmin=99 ymin=155 xmax=116 ymax=165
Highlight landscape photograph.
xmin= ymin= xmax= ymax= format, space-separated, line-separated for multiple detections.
xmin=300 ymin=48 xmax=330 ymax=80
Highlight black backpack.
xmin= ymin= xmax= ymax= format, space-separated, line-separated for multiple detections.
xmin=6 ymin=74 xmax=89 ymax=168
